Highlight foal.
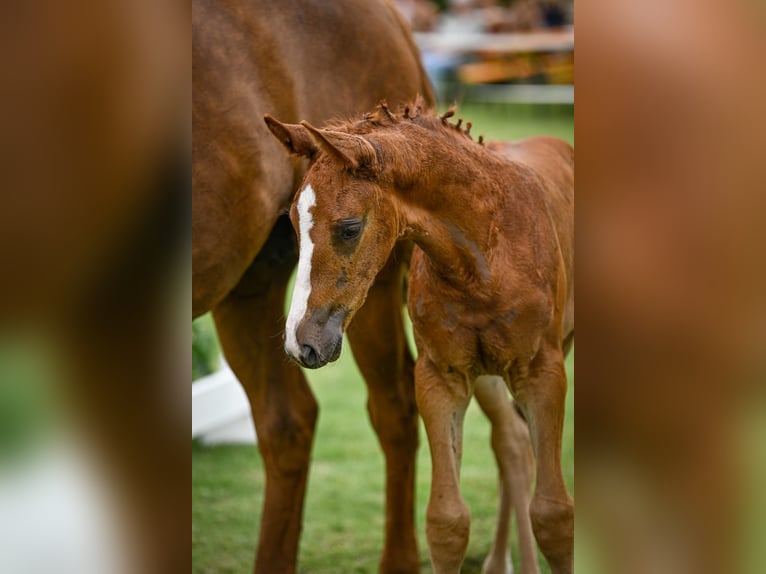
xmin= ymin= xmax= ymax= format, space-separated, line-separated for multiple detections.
xmin=265 ymin=100 xmax=574 ymax=574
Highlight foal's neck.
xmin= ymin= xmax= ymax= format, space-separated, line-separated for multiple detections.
xmin=384 ymin=127 xmax=511 ymax=285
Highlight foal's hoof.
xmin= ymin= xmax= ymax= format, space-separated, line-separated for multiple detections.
xmin=482 ymin=552 xmax=513 ymax=574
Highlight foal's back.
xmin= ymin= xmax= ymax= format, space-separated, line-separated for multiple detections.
xmin=489 ymin=137 xmax=573 ymax=256
xmin=491 ymin=136 xmax=574 ymax=339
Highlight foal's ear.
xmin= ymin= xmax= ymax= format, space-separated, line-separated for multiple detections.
xmin=264 ymin=115 xmax=318 ymax=158
xmin=300 ymin=121 xmax=378 ymax=172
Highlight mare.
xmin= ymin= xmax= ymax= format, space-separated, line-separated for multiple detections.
xmin=265 ymin=99 xmax=574 ymax=574
xmin=193 ymin=1 xmax=433 ymax=572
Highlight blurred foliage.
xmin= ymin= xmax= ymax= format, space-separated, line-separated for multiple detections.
xmin=0 ymin=342 xmax=55 ymax=462
xmin=192 ymin=315 xmax=221 ymax=381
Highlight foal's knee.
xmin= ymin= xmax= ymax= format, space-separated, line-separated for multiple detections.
xmin=529 ymin=494 xmax=573 ymax=561
xmin=426 ymin=499 xmax=471 ymax=570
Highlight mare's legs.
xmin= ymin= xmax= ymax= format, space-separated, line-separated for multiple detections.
xmin=347 ymin=245 xmax=419 ymax=574
xmin=415 ymin=357 xmax=472 ymax=574
xmin=212 ymin=217 xmax=318 ymax=574
xmin=510 ymin=348 xmax=573 ymax=574
xmin=474 ymin=376 xmax=539 ymax=574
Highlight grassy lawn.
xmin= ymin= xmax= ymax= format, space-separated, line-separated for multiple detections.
xmin=192 ymin=340 xmax=573 ymax=574
xmin=452 ymin=102 xmax=574 ymax=144
xmin=192 ymin=103 xmax=574 ymax=573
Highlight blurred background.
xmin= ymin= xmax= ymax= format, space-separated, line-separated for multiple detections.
xmin=0 ymin=1 xmax=188 ymax=573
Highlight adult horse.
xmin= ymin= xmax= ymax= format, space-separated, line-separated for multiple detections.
xmin=192 ymin=1 xmax=433 ymax=572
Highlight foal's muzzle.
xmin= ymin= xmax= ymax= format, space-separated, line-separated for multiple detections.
xmin=287 ymin=306 xmax=345 ymax=369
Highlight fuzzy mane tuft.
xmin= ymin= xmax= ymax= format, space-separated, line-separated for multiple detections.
xmin=324 ymin=97 xmax=486 ymax=146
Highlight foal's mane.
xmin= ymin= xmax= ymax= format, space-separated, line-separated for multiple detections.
xmin=325 ymin=97 xmax=486 ymax=146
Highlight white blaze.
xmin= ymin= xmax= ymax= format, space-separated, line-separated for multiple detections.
xmin=285 ymin=184 xmax=316 ymax=358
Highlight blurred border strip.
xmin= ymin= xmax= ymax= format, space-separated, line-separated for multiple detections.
xmin=576 ymin=1 xmax=766 ymax=573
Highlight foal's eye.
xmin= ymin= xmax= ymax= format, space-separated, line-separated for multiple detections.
xmin=338 ymin=219 xmax=363 ymax=240
xmin=331 ymin=218 xmax=365 ymax=253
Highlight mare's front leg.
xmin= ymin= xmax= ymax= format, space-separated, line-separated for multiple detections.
xmin=415 ymin=357 xmax=472 ymax=574
xmin=212 ymin=218 xmax=318 ymax=574
xmin=510 ymin=347 xmax=573 ymax=574
xmin=347 ymin=246 xmax=419 ymax=574
xmin=474 ymin=376 xmax=539 ymax=574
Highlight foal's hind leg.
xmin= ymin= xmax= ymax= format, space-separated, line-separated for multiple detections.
xmin=212 ymin=218 xmax=318 ymax=574
xmin=474 ymin=376 xmax=539 ymax=574
xmin=510 ymin=348 xmax=573 ymax=574
xmin=347 ymin=246 xmax=419 ymax=574
xmin=415 ymin=357 xmax=472 ymax=574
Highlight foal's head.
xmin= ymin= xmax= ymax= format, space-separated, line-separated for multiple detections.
xmin=264 ymin=113 xmax=399 ymax=368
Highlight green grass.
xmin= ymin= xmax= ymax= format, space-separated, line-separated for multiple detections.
xmin=192 ymin=103 xmax=574 ymax=573
xmin=192 ymin=339 xmax=574 ymax=574
xmin=447 ymin=102 xmax=574 ymax=145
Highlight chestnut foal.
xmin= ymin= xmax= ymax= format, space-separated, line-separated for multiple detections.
xmin=266 ymin=99 xmax=574 ymax=574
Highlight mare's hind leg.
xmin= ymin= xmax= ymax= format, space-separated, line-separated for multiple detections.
xmin=415 ymin=357 xmax=472 ymax=574
xmin=509 ymin=347 xmax=573 ymax=574
xmin=212 ymin=217 xmax=318 ymax=574
xmin=347 ymin=245 xmax=419 ymax=574
xmin=474 ymin=376 xmax=539 ymax=574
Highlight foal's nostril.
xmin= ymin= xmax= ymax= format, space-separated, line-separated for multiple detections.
xmin=300 ymin=344 xmax=320 ymax=369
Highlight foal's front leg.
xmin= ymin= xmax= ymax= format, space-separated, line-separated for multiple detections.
xmin=415 ymin=357 xmax=472 ymax=574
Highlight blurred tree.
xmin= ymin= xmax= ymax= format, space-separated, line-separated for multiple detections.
xmin=192 ymin=317 xmax=220 ymax=381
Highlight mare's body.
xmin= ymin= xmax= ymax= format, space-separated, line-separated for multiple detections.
xmin=266 ymin=102 xmax=574 ymax=573
xmin=192 ymin=1 xmax=433 ymax=572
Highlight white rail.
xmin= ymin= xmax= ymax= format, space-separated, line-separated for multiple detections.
xmin=192 ymin=363 xmax=257 ymax=445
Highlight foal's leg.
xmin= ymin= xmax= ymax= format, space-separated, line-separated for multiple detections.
xmin=415 ymin=357 xmax=472 ymax=574
xmin=347 ymin=247 xmax=419 ymax=574
xmin=510 ymin=349 xmax=573 ymax=574
xmin=212 ymin=219 xmax=318 ymax=574
xmin=474 ymin=376 xmax=539 ymax=574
